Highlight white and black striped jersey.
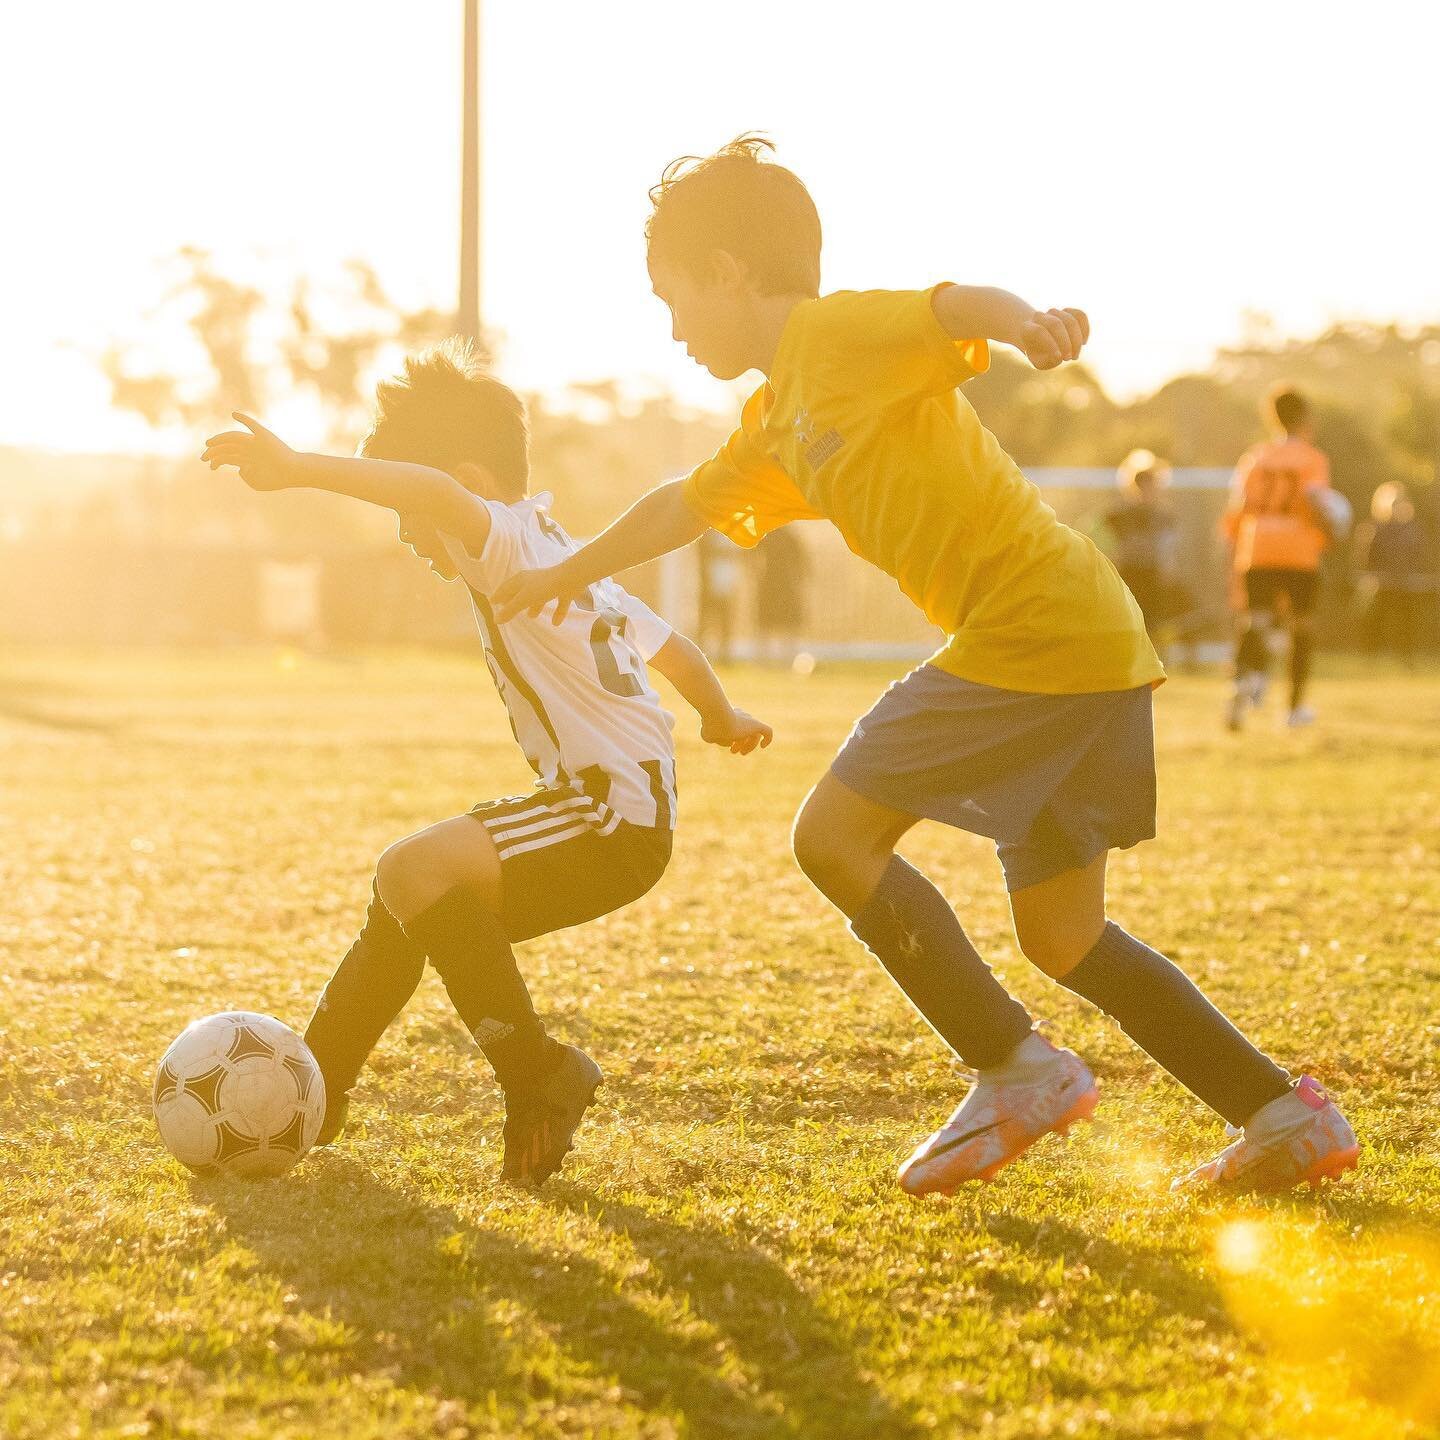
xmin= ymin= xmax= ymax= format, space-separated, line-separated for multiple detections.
xmin=438 ymin=491 xmax=679 ymax=830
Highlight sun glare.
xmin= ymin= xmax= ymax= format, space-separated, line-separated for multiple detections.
xmin=1212 ymin=1219 xmax=1440 ymax=1435
xmin=1214 ymin=1217 xmax=1268 ymax=1275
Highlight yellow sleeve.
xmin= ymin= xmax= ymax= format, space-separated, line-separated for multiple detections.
xmin=681 ymin=392 xmax=821 ymax=549
xmin=799 ymin=286 xmax=990 ymax=406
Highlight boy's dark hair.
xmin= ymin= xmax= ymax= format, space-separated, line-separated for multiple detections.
xmin=361 ymin=337 xmax=529 ymax=500
xmin=646 ymin=133 xmax=822 ymax=297
xmin=1267 ymin=384 xmax=1308 ymax=433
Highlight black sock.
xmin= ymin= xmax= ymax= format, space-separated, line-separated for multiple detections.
xmin=404 ymin=885 xmax=561 ymax=1093
xmin=1235 ymin=622 xmax=1269 ymax=680
xmin=1058 ymin=922 xmax=1290 ymax=1126
xmin=304 ymin=880 xmax=427 ymax=1108
xmin=850 ymin=857 xmax=1034 ymax=1071
xmin=1290 ymin=629 xmax=1313 ymax=710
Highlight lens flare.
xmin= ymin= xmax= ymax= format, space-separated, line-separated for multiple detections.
xmin=1215 ymin=1218 xmax=1268 ymax=1274
xmin=1212 ymin=1217 xmax=1440 ymax=1435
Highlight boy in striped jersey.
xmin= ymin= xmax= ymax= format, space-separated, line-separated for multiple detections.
xmin=202 ymin=341 xmax=771 ymax=1184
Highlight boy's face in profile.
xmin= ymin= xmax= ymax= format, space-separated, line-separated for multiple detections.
xmin=649 ymin=256 xmax=757 ymax=382
xmin=399 ymin=515 xmax=459 ymax=580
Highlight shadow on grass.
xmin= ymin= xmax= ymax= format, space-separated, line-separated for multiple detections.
xmin=546 ymin=1186 xmax=913 ymax=1435
xmin=0 ymin=676 xmax=123 ymax=734
xmin=200 ymin=1156 xmax=918 ymax=1439
xmin=982 ymin=1211 xmax=1235 ymax=1331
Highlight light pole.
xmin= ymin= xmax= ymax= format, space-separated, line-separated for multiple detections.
xmin=458 ymin=0 xmax=482 ymax=344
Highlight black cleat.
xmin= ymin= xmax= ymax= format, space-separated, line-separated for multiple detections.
xmin=314 ymin=1093 xmax=350 ymax=1148
xmin=501 ymin=1044 xmax=603 ymax=1186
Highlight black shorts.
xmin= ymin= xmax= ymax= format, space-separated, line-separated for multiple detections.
xmin=831 ymin=665 xmax=1157 ymax=893
xmin=1245 ymin=568 xmax=1318 ymax=617
xmin=469 ymin=786 xmax=673 ymax=943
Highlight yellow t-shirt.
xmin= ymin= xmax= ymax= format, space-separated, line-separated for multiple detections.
xmin=681 ymin=286 xmax=1165 ymax=694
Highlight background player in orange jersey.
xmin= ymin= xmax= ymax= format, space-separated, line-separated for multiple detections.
xmin=1222 ymin=385 xmax=1336 ymax=730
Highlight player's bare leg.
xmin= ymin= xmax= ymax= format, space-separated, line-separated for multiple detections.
xmin=1008 ymin=852 xmax=1108 ymax=981
xmin=791 ymin=772 xmax=919 ymax=918
xmin=376 ymin=813 xmax=506 ymax=920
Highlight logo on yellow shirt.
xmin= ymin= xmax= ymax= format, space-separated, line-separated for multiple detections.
xmin=792 ymin=406 xmax=845 ymax=471
xmin=806 ymin=428 xmax=845 ymax=472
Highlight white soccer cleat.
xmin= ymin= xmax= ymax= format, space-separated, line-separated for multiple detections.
xmin=1226 ymin=688 xmax=1249 ymax=732
xmin=1227 ymin=673 xmax=1268 ymax=732
xmin=1171 ymin=1076 xmax=1359 ymax=1193
xmin=1286 ymin=704 xmax=1316 ymax=728
xmin=898 ymin=1036 xmax=1099 ymax=1196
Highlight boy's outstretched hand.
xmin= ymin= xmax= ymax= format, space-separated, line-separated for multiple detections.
xmin=1017 ymin=308 xmax=1089 ymax=370
xmin=494 ymin=564 xmax=587 ymax=625
xmin=700 ymin=707 xmax=774 ymax=756
xmin=201 ymin=413 xmax=298 ymax=491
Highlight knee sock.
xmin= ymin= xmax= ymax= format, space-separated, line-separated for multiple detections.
xmin=1289 ymin=629 xmax=1313 ymax=709
xmin=304 ymin=880 xmax=427 ymax=1105
xmin=1058 ymin=922 xmax=1290 ymax=1127
xmin=850 ymin=856 xmax=1035 ymax=1071
xmin=404 ymin=884 xmax=561 ymax=1094
xmin=1235 ymin=622 xmax=1269 ymax=680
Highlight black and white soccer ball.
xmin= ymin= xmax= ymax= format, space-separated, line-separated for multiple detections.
xmin=152 ymin=1011 xmax=325 ymax=1178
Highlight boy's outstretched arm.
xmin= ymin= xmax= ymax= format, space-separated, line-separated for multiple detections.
xmin=201 ymin=413 xmax=491 ymax=554
xmin=493 ymin=479 xmax=706 ymax=624
xmin=647 ymin=630 xmax=772 ymax=755
xmin=932 ymin=286 xmax=1089 ymax=371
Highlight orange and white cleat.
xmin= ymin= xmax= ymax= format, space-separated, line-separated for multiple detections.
xmin=899 ymin=1034 xmax=1099 ymax=1196
xmin=1171 ymin=1076 xmax=1359 ymax=1194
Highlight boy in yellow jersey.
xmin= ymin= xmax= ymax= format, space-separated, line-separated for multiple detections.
xmin=495 ymin=137 xmax=1358 ymax=1195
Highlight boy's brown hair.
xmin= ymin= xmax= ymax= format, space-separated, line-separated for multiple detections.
xmin=646 ymin=133 xmax=822 ymax=297
xmin=361 ymin=337 xmax=529 ymax=500
xmin=1266 ymin=384 xmax=1309 ymax=434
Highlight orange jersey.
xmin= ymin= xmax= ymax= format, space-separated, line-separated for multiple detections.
xmin=1222 ymin=436 xmax=1331 ymax=572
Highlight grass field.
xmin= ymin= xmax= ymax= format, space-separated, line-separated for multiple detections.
xmin=2 ymin=648 xmax=1439 ymax=1440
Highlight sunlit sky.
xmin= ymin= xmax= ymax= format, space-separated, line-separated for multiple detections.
xmin=2 ymin=0 xmax=1435 ymax=454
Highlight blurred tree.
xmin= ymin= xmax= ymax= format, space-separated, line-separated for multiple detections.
xmin=91 ymin=250 xmax=453 ymax=550
xmin=100 ymin=247 xmax=452 ymax=446
xmin=964 ymin=350 xmax=1127 ymax=467
xmin=528 ymin=389 xmax=730 ymax=536
xmin=966 ymin=320 xmax=1440 ymax=524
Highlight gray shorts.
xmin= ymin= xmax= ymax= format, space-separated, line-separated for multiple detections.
xmin=830 ymin=665 xmax=1157 ymax=892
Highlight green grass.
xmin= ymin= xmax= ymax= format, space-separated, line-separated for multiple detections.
xmin=2 ymin=647 xmax=1439 ymax=1439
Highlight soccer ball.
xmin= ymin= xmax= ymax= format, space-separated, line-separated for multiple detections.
xmin=152 ymin=1011 xmax=325 ymax=1179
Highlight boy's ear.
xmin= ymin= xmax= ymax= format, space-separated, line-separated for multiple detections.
xmin=707 ymin=248 xmax=749 ymax=292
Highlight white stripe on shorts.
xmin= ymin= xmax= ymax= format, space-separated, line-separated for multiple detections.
xmin=485 ymin=797 xmax=595 ymax=843
xmin=495 ymin=820 xmax=593 ymax=860
xmin=489 ymin=812 xmax=596 ymax=852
